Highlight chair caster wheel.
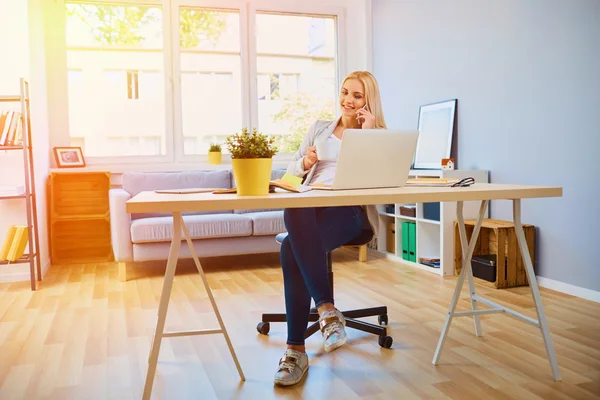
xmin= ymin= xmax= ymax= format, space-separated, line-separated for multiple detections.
xmin=257 ymin=322 xmax=270 ymax=335
xmin=378 ymin=335 xmax=393 ymax=348
xmin=378 ymin=314 xmax=388 ymax=325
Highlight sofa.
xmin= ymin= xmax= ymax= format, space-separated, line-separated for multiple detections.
xmin=109 ymin=168 xmax=288 ymax=281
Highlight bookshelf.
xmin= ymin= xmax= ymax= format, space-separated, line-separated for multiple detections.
xmin=0 ymin=78 xmax=42 ymax=290
xmin=375 ymin=169 xmax=489 ymax=277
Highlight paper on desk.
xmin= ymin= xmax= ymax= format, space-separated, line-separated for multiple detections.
xmin=405 ymin=178 xmax=461 ymax=187
xmin=154 ymin=188 xmax=224 ymax=194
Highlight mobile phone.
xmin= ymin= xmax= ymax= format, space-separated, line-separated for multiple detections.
xmin=358 ymin=104 xmax=368 ymax=124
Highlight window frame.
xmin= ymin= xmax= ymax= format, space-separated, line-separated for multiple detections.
xmin=50 ymin=0 xmax=346 ymax=167
xmin=59 ymin=0 xmax=174 ymax=165
xmin=248 ymin=0 xmax=345 ymax=163
xmin=171 ymin=0 xmax=249 ymax=163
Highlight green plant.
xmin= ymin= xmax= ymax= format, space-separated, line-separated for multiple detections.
xmin=208 ymin=142 xmax=222 ymax=152
xmin=225 ymin=128 xmax=278 ymax=159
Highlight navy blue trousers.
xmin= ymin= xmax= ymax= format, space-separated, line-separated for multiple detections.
xmin=281 ymin=206 xmax=364 ymax=345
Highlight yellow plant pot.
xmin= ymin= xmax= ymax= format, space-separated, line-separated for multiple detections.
xmin=208 ymin=151 xmax=222 ymax=165
xmin=231 ymin=158 xmax=273 ymax=196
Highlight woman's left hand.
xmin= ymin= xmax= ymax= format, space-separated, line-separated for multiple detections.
xmin=356 ymin=107 xmax=375 ymax=129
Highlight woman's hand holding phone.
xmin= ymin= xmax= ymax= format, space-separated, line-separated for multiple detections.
xmin=303 ymin=146 xmax=318 ymax=170
xmin=356 ymin=104 xmax=376 ymax=129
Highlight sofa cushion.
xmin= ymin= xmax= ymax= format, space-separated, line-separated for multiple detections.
xmin=247 ymin=211 xmax=286 ymax=236
xmin=123 ymin=170 xmax=233 ymax=219
xmin=130 ymin=214 xmax=252 ymax=243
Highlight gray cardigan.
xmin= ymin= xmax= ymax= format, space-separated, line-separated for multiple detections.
xmin=285 ymin=117 xmax=380 ymax=239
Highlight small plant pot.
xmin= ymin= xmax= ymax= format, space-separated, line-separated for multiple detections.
xmin=208 ymin=151 xmax=222 ymax=165
xmin=231 ymin=158 xmax=272 ymax=196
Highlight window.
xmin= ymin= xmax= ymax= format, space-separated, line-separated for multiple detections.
xmin=255 ymin=13 xmax=337 ymax=152
xmin=58 ymin=1 xmax=342 ymax=162
xmin=65 ymin=3 xmax=166 ymax=157
xmin=178 ymin=6 xmax=242 ymax=155
xmin=181 ymin=71 xmax=238 ymax=154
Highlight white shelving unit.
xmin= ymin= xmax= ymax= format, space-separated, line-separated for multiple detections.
xmin=376 ymin=169 xmax=489 ymax=276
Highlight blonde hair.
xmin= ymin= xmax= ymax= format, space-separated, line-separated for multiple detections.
xmin=341 ymin=71 xmax=387 ymax=129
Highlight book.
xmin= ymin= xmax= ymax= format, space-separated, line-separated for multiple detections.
xmin=0 ymin=111 xmax=13 ymax=146
xmin=5 ymin=112 xmax=21 ymax=145
xmin=419 ymin=257 xmax=441 ymax=268
xmin=7 ymin=226 xmax=28 ymax=261
xmin=0 ymin=225 xmax=17 ymax=261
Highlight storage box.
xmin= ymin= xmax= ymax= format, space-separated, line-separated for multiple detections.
xmin=423 ymin=202 xmax=440 ymax=221
xmin=399 ymin=205 xmax=416 ymax=217
xmin=471 ymin=255 xmax=500 ymax=282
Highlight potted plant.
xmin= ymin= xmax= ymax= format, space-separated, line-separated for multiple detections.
xmin=225 ymin=128 xmax=277 ymax=195
xmin=208 ymin=142 xmax=222 ymax=165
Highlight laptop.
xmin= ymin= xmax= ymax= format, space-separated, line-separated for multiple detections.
xmin=310 ymin=129 xmax=419 ymax=190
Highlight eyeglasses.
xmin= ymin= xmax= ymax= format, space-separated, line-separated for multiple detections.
xmin=451 ymin=177 xmax=475 ymax=187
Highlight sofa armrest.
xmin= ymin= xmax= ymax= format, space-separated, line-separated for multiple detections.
xmin=109 ymin=188 xmax=133 ymax=262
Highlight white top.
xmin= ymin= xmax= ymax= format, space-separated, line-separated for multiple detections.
xmin=308 ymin=135 xmax=341 ymax=185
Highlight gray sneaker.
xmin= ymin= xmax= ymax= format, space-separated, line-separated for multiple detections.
xmin=273 ymin=349 xmax=309 ymax=386
xmin=319 ymin=308 xmax=347 ymax=352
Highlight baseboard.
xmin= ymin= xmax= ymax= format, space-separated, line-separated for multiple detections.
xmin=0 ymin=259 xmax=51 ymax=284
xmin=381 ymin=249 xmax=600 ymax=303
xmin=536 ymin=276 xmax=600 ymax=303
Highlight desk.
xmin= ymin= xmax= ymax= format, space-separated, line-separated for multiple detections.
xmin=126 ymin=183 xmax=562 ymax=399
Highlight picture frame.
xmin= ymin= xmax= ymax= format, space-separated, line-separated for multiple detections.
xmin=53 ymin=146 xmax=86 ymax=168
xmin=413 ymin=99 xmax=457 ymax=170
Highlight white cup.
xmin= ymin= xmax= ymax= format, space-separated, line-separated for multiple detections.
xmin=315 ymin=139 xmax=339 ymax=161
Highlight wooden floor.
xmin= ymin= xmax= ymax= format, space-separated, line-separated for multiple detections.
xmin=1 ymin=249 xmax=599 ymax=400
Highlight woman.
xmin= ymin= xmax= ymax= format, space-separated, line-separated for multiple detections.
xmin=274 ymin=71 xmax=386 ymax=386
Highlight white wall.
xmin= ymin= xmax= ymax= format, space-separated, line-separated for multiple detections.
xmin=323 ymin=0 xmax=372 ymax=74
xmin=0 ymin=0 xmax=51 ymax=282
xmin=372 ymin=0 xmax=600 ymax=292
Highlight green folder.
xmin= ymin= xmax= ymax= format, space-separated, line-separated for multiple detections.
xmin=401 ymin=222 xmax=410 ymax=260
xmin=408 ymin=222 xmax=416 ymax=262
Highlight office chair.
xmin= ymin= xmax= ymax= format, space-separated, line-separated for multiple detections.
xmin=257 ymin=230 xmax=393 ymax=348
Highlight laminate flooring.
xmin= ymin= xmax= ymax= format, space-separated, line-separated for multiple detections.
xmin=1 ymin=249 xmax=598 ymax=399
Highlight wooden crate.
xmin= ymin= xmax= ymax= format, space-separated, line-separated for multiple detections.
xmin=51 ymin=219 xmax=112 ymax=264
xmin=454 ymin=219 xmax=535 ymax=288
xmin=48 ymin=172 xmax=113 ymax=265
